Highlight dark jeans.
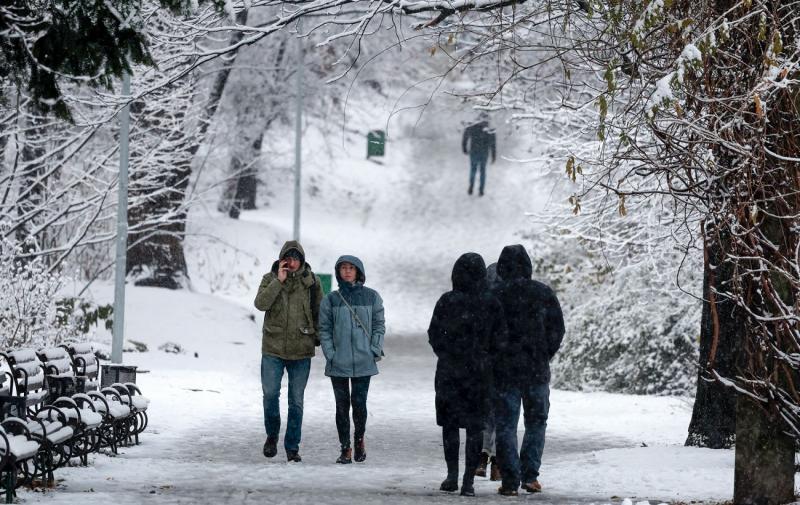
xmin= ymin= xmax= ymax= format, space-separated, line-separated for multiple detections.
xmin=442 ymin=425 xmax=483 ymax=485
xmin=331 ymin=376 xmax=371 ymax=448
xmin=261 ymin=355 xmax=311 ymax=452
xmin=469 ymin=152 xmax=488 ymax=192
xmin=495 ymin=383 xmax=550 ymax=489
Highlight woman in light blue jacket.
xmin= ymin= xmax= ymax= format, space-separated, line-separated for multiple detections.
xmin=319 ymin=255 xmax=385 ymax=464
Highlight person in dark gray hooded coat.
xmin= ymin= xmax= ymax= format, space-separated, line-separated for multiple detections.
xmin=428 ymin=253 xmax=507 ymax=496
xmin=491 ymin=244 xmax=564 ymax=496
xmin=319 ymin=255 xmax=385 ymax=464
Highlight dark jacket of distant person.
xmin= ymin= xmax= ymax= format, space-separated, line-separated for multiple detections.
xmin=491 ymin=245 xmax=564 ymax=388
xmin=428 ymin=253 xmax=507 ymax=429
xmin=462 ymin=121 xmax=497 ymax=161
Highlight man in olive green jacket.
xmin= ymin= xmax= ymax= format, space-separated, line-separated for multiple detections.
xmin=254 ymin=240 xmax=323 ymax=462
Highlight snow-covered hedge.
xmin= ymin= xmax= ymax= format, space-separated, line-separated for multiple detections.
xmin=542 ymin=252 xmax=700 ymax=395
xmin=527 ymin=190 xmax=702 ymax=396
xmin=536 ymin=244 xmax=701 ymax=395
xmin=0 ymin=234 xmax=110 ymax=349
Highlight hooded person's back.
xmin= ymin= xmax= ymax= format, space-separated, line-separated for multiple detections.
xmin=428 ymin=252 xmax=507 ymax=429
xmin=491 ymin=245 xmax=564 ymax=387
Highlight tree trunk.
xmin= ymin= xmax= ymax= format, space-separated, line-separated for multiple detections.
xmin=227 ymin=132 xmax=263 ymax=218
xmin=221 ymin=35 xmax=288 ymax=217
xmin=734 ymin=396 xmax=795 ymax=505
xmin=15 ymin=108 xmax=48 ymax=250
xmin=733 ymin=201 xmax=797 ymax=503
xmin=126 ymin=9 xmax=249 ymax=287
xmin=126 ymin=85 xmax=194 ymax=289
xmin=686 ymin=227 xmax=740 ymax=448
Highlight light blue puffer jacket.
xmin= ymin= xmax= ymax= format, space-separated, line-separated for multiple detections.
xmin=319 ymin=255 xmax=386 ymax=377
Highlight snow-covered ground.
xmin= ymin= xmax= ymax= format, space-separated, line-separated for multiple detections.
xmin=31 ymin=90 xmax=740 ymax=504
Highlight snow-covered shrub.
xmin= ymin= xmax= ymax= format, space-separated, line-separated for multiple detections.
xmin=541 ymin=249 xmax=700 ymax=395
xmin=0 ymin=236 xmax=63 ymax=348
xmin=528 ymin=187 xmax=702 ymax=396
xmin=0 ymin=233 xmax=111 ymax=349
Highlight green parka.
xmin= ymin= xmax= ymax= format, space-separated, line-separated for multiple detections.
xmin=254 ymin=241 xmax=324 ymax=359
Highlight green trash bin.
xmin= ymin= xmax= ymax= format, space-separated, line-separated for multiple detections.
xmin=367 ymin=130 xmax=385 ymax=158
xmin=318 ymin=273 xmax=332 ymax=295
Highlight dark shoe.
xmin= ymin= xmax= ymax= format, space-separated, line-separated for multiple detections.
xmin=489 ymin=456 xmax=502 ymax=481
xmin=286 ymin=451 xmax=302 ymax=462
xmin=460 ymin=484 xmax=475 ymax=496
xmin=521 ymin=480 xmax=542 ymax=493
xmin=468 ymin=186 xmax=473 ymax=195
xmin=263 ymin=437 xmax=277 ymax=458
xmin=475 ymin=452 xmax=489 ymax=477
xmin=354 ymin=438 xmax=366 ymax=462
xmin=440 ymin=478 xmax=458 ymax=492
xmin=479 ymin=189 xmax=484 ymax=196
xmin=497 ymin=486 xmax=518 ymax=496
xmin=336 ymin=447 xmax=352 ymax=464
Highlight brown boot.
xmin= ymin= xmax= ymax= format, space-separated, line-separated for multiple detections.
xmin=336 ymin=447 xmax=352 ymax=464
xmin=475 ymin=452 xmax=489 ymax=477
xmin=354 ymin=438 xmax=366 ymax=462
xmin=521 ymin=480 xmax=542 ymax=493
xmin=489 ymin=456 xmax=502 ymax=481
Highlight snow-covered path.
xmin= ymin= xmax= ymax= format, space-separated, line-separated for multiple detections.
xmin=23 ymin=301 xmax=731 ymax=505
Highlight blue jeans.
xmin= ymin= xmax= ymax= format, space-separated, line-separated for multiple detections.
xmin=469 ymin=152 xmax=488 ymax=193
xmin=494 ymin=383 xmax=550 ymax=489
xmin=261 ymin=355 xmax=311 ymax=452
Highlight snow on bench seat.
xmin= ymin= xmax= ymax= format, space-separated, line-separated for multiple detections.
xmin=0 ymin=426 xmax=39 ymax=460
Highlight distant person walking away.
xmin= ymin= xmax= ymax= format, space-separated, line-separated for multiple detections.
xmin=254 ymin=241 xmax=324 ymax=463
xmin=462 ymin=112 xmax=497 ymax=196
xmin=475 ymin=262 xmax=503 ymax=482
xmin=491 ymin=245 xmax=564 ymax=496
xmin=428 ymin=253 xmax=507 ymax=496
xmin=319 ymin=255 xmax=385 ymax=464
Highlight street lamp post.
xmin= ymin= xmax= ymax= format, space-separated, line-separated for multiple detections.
xmin=293 ymin=29 xmax=303 ymax=242
xmin=112 ymin=71 xmax=131 ymax=364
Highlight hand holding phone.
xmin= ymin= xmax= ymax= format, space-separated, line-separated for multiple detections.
xmin=277 ymin=259 xmax=288 ymax=282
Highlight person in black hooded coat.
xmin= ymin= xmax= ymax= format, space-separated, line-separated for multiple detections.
xmin=491 ymin=244 xmax=564 ymax=496
xmin=428 ymin=253 xmax=507 ymax=496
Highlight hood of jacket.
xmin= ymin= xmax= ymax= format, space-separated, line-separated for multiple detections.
xmin=496 ymin=244 xmax=532 ymax=281
xmin=451 ymin=252 xmax=487 ymax=293
xmin=335 ymin=255 xmax=366 ymax=287
xmin=271 ymin=240 xmax=307 ymax=274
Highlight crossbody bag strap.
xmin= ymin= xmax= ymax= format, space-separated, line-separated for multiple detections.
xmin=337 ymin=291 xmax=370 ymax=336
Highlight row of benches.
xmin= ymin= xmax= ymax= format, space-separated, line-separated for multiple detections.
xmin=0 ymin=343 xmax=149 ymax=503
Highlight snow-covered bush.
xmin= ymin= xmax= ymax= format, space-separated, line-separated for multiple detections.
xmin=0 ymin=236 xmax=63 ymax=348
xmin=0 ymin=233 xmax=111 ymax=349
xmin=528 ymin=183 xmax=702 ymax=396
xmin=540 ymin=245 xmax=701 ymax=395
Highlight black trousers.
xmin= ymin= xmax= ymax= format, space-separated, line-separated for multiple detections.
xmin=442 ymin=425 xmax=483 ymax=485
xmin=331 ymin=376 xmax=371 ymax=448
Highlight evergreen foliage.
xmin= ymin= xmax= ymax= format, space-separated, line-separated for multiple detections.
xmin=0 ymin=0 xmax=224 ymax=119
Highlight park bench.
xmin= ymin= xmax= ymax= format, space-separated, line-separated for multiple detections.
xmin=0 ymin=375 xmax=42 ymax=503
xmin=36 ymin=347 xmax=109 ymax=461
xmin=62 ymin=343 xmax=150 ymax=445
xmin=35 ymin=346 xmax=137 ymax=454
xmin=0 ymin=349 xmax=82 ymax=485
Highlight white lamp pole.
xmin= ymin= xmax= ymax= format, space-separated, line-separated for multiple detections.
xmin=292 ymin=29 xmax=303 ymax=242
xmin=112 ymin=71 xmax=131 ymax=364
